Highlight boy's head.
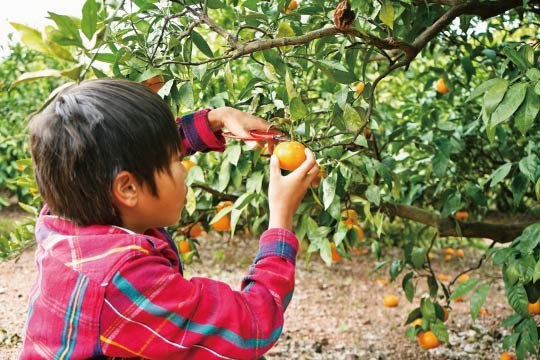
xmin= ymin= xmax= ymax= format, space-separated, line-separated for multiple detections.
xmin=29 ymin=78 xmax=181 ymax=227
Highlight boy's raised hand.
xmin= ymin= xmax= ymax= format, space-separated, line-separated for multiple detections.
xmin=268 ymin=148 xmax=319 ymax=231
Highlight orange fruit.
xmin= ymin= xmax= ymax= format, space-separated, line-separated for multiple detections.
xmin=417 ymin=330 xmax=441 ymax=350
xmin=211 ymin=215 xmax=231 ymax=232
xmin=453 ymin=296 xmax=464 ymax=302
xmin=500 ymin=353 xmax=517 ymax=360
xmin=330 ymin=242 xmax=342 ymax=262
xmin=528 ymin=300 xmax=540 ymax=315
xmin=479 ymin=307 xmax=489 ymax=316
xmin=410 ymin=318 xmax=423 ymax=327
xmin=444 ymin=247 xmax=455 ymax=255
xmin=427 ymin=252 xmax=434 ymax=260
xmin=375 ymin=279 xmax=389 ymax=286
xmin=435 ymin=78 xmax=449 ymax=94
xmin=444 ymin=254 xmax=452 ymax=262
xmin=455 ymin=249 xmax=465 ymax=257
xmin=356 ymin=82 xmax=365 ymax=95
xmin=274 ymin=141 xmax=307 ymax=171
xmin=178 ymin=239 xmax=190 ymax=254
xmin=142 ymin=74 xmax=165 ymax=93
xmin=341 ymin=209 xmax=359 ymax=228
xmin=181 ymin=222 xmax=204 ymax=238
xmin=455 ymin=210 xmax=469 ymax=221
xmin=363 ymin=127 xmax=372 ymax=139
xmin=458 ymin=274 xmax=470 ymax=283
xmin=216 ymin=200 xmax=234 ymax=211
xmin=437 ymin=274 xmax=451 ymax=282
xmin=383 ymin=294 xmax=399 ymax=307
xmin=284 ymin=0 xmax=298 ymax=13
xmin=181 ymin=159 xmax=197 ymax=171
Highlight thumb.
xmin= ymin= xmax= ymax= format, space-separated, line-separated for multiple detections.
xmin=269 ymin=155 xmax=281 ymax=181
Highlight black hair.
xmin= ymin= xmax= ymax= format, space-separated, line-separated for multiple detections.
xmin=29 ymin=78 xmax=181 ymax=226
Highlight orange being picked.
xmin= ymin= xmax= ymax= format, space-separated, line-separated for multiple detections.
xmin=435 ymin=78 xmax=449 ymax=94
xmin=274 ymin=141 xmax=307 ymax=171
xmin=383 ymin=294 xmax=399 ymax=307
xmin=142 ymin=74 xmax=165 ymax=93
xmin=528 ymin=300 xmax=540 ymax=315
xmin=178 ymin=239 xmax=190 ymax=254
xmin=455 ymin=210 xmax=469 ymax=221
xmin=182 ymin=159 xmax=197 ymax=171
xmin=330 ymin=242 xmax=342 ymax=262
xmin=417 ymin=330 xmax=441 ymax=350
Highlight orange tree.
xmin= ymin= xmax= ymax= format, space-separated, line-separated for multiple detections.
xmin=6 ymin=0 xmax=540 ymax=357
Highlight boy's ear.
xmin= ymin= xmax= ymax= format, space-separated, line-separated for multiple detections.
xmin=112 ymin=171 xmax=139 ymax=208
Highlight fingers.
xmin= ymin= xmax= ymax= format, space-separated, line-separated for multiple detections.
xmin=292 ymin=148 xmax=318 ymax=177
xmin=269 ymin=155 xmax=281 ymax=182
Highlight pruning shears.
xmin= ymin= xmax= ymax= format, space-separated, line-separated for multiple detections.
xmin=222 ymin=129 xmax=290 ymax=142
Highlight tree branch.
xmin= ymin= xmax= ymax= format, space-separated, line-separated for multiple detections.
xmin=384 ymin=203 xmax=539 ymax=243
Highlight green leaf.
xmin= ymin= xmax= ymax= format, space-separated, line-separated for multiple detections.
xmin=450 ymin=278 xmax=480 ymax=300
xmin=503 ymin=46 xmax=529 ymax=73
xmin=432 ymin=152 xmax=450 ymax=178
xmin=178 ymin=82 xmax=194 ymax=109
xmin=526 ymin=68 xmax=540 ymax=81
xmin=47 ymin=12 xmax=82 ymax=46
xmin=430 ymin=321 xmax=449 ymax=343
xmin=511 ymin=173 xmax=529 ymax=207
xmin=515 ymin=87 xmax=540 ymax=136
xmin=389 ymin=260 xmax=401 ymax=281
xmin=467 ymin=78 xmax=502 ymax=102
xmin=379 ymin=0 xmax=394 ymax=29
xmin=490 ymin=82 xmax=527 ymax=127
xmin=322 ymin=172 xmax=337 ymax=209
xmin=276 ymin=21 xmax=295 ymax=53
xmin=516 ymin=223 xmax=540 ymax=256
xmin=290 ymin=96 xmax=308 ymax=121
xmin=471 ymin=283 xmax=490 ymax=321
xmin=185 ymin=186 xmax=197 ymax=215
xmin=285 ymin=70 xmax=297 ymax=100
xmin=10 ymin=22 xmax=49 ymax=54
xmin=420 ymin=298 xmax=436 ymax=321
xmin=9 ymin=69 xmax=63 ymax=90
xmin=518 ymin=155 xmax=538 ymax=182
xmin=533 ymin=258 xmax=540 ymax=283
xmin=506 ymin=284 xmax=529 ymax=316
xmin=402 ymin=272 xmax=415 ymax=302
xmin=410 ymin=248 xmax=426 ymax=269
xmin=191 ymin=30 xmax=214 ymax=58
xmin=82 ymin=0 xmax=98 ymax=40
xmin=490 ymin=162 xmax=513 ymax=188
xmin=342 ymin=104 xmax=364 ymax=131
xmin=501 ymin=313 xmax=523 ymax=328
xmin=365 ymin=185 xmax=380 ymax=206
xmin=320 ymin=240 xmax=332 ymax=265
xmin=482 ymin=79 xmax=509 ymax=119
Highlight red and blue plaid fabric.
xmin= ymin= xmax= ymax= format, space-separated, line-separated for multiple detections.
xmin=177 ymin=108 xmax=226 ymax=154
xmin=21 ymin=111 xmax=298 ymax=359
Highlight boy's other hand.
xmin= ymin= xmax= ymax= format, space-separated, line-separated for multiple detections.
xmin=268 ymin=148 xmax=319 ymax=231
xmin=208 ymin=107 xmax=280 ymax=151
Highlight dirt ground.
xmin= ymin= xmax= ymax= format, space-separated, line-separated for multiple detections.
xmin=0 ymin=227 xmax=522 ymax=360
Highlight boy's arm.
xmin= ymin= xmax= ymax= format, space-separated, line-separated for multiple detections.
xmin=177 ymin=108 xmax=226 ymax=154
xmin=99 ymin=228 xmax=298 ymax=359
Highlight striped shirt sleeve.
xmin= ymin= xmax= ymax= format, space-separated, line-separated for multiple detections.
xmin=177 ymin=108 xmax=226 ymax=154
xmin=99 ymin=228 xmax=298 ymax=359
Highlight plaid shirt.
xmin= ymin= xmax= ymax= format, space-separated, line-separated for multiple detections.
xmin=21 ymin=110 xmax=298 ymax=359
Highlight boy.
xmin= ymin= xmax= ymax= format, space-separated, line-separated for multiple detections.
xmin=21 ymin=78 xmax=318 ymax=359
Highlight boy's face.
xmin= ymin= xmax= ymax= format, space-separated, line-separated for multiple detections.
xmin=137 ymin=152 xmax=188 ymax=231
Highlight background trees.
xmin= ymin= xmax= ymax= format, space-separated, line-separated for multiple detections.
xmin=3 ymin=0 xmax=540 ymax=357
